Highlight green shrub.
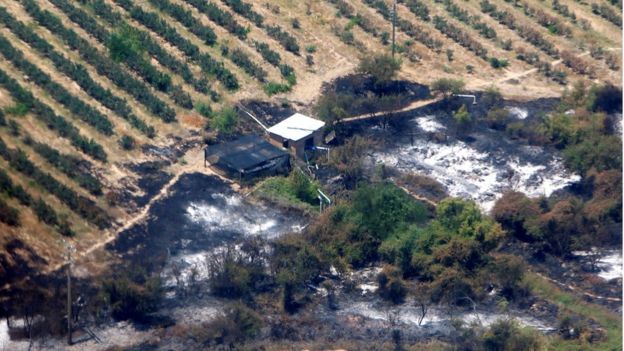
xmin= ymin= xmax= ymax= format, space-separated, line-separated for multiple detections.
xmin=210 ymin=107 xmax=239 ymax=136
xmin=256 ymin=170 xmax=321 ymax=210
xmin=377 ymin=265 xmax=407 ymax=304
xmin=4 ymin=103 xmax=29 ymax=116
xmin=489 ymin=57 xmax=509 ymax=69
xmin=100 ymin=267 xmax=162 ymax=322
xmin=195 ymin=102 xmax=212 ymax=118
xmin=453 ymin=104 xmax=471 ymax=125
xmin=357 ymin=53 xmax=401 ymax=86
xmin=431 ymin=77 xmax=465 ymax=97
xmin=263 ymin=81 xmax=291 ymax=96
xmin=201 ymin=303 xmax=263 ymax=345
xmin=119 ymin=135 xmax=136 ymax=150
xmin=0 ymin=198 xmax=20 ymax=226
xmin=481 ymin=320 xmax=545 ymax=351
xmin=107 ymin=25 xmax=144 ymax=62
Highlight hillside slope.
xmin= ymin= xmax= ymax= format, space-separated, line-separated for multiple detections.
xmin=0 ymin=0 xmax=621 ymax=283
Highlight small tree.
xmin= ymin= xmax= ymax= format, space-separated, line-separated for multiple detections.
xmin=453 ymin=104 xmax=472 ymax=134
xmin=431 ymin=78 xmax=465 ymax=98
xmin=357 ymin=53 xmax=401 ymax=86
xmin=210 ymin=107 xmax=239 ymax=136
xmin=119 ymin=135 xmax=136 ymax=150
xmin=446 ymin=48 xmax=454 ymax=61
xmin=196 ymin=102 xmax=212 ymax=118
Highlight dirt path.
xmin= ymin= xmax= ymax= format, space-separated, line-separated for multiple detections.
xmin=494 ymin=48 xmax=621 ymax=85
xmin=47 ymin=145 xmax=237 ymax=275
xmin=339 ymin=97 xmax=443 ymax=123
xmin=397 ymin=185 xmax=438 ymax=208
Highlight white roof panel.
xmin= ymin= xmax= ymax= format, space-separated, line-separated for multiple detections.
xmin=267 ymin=113 xmax=325 ymax=141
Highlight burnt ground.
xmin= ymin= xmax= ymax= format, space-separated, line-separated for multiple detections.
xmin=107 ymin=172 xmax=305 ymax=274
xmin=500 ymin=240 xmax=622 ymax=312
xmin=336 ymin=94 xmax=559 ymax=142
xmin=321 ymin=73 xmax=430 ymax=117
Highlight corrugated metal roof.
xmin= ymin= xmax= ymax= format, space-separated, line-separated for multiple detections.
xmin=266 ymin=113 xmax=325 ymax=141
xmin=205 ymin=135 xmax=288 ymax=172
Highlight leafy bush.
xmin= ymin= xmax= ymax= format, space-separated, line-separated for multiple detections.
xmin=195 ymin=102 xmax=212 ymax=118
xmin=0 ymin=198 xmax=20 ymax=226
xmin=492 ymin=191 xmax=540 ymax=240
xmin=205 ymin=237 xmax=270 ymax=300
xmin=431 ymin=78 xmax=465 ymax=97
xmin=210 ymin=107 xmax=239 ymax=136
xmin=107 ymin=25 xmax=144 ymax=62
xmin=489 ymin=57 xmax=509 ymax=69
xmin=119 ymin=135 xmax=136 ymax=151
xmin=481 ymin=320 xmax=545 ymax=350
xmin=100 ymin=267 xmax=163 ymax=322
xmin=265 ymin=25 xmax=300 ymax=54
xmin=256 ymin=170 xmax=320 ymax=210
xmin=263 ymin=82 xmax=291 ymax=96
xmin=200 ymin=303 xmax=263 ymax=346
xmin=272 ymin=234 xmax=325 ymax=312
xmin=377 ymin=265 xmax=407 ymax=304
xmin=4 ymin=103 xmax=29 ymax=116
xmin=357 ymin=54 xmax=401 ymax=86
xmin=563 ymin=135 xmax=622 ymax=175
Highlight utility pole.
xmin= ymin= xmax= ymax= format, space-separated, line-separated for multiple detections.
xmin=392 ymin=0 xmax=397 ymax=57
xmin=62 ymin=240 xmax=75 ymax=345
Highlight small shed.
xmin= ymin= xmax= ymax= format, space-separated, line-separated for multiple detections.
xmin=266 ymin=113 xmax=325 ymax=158
xmin=205 ymin=135 xmax=290 ymax=179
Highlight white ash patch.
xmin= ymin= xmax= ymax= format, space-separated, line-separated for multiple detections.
xmin=574 ymin=249 xmax=623 ymax=281
xmin=374 ymin=135 xmax=579 ymax=211
xmin=414 ymin=115 xmax=446 ymax=132
xmin=339 ymin=301 xmax=555 ymax=332
xmin=506 ymin=107 xmax=529 ymax=120
xmin=358 ymin=283 xmax=379 ymax=295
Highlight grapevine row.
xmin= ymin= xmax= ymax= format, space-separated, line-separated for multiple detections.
xmin=480 ymin=0 xmax=559 ymax=58
xmin=25 ymin=135 xmax=103 ymax=196
xmin=184 ymin=0 xmax=249 ymax=39
xmin=21 ymin=0 xmax=177 ymax=122
xmin=0 ymin=68 xmax=107 ymax=161
xmin=363 ymin=0 xmax=442 ymax=51
xmin=113 ymin=0 xmax=239 ymax=91
xmin=0 ymin=7 xmax=155 ymax=137
xmin=0 ymin=137 xmax=110 ymax=229
xmin=144 ymin=0 xmax=268 ymax=84
xmin=0 ymin=35 xmax=115 ymax=136
xmin=0 ymin=165 xmax=71 ymax=234
xmin=47 ymin=0 xmax=193 ymax=109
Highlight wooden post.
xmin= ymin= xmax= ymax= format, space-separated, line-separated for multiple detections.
xmin=392 ymin=0 xmax=397 ymax=57
xmin=67 ymin=249 xmax=72 ymax=345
